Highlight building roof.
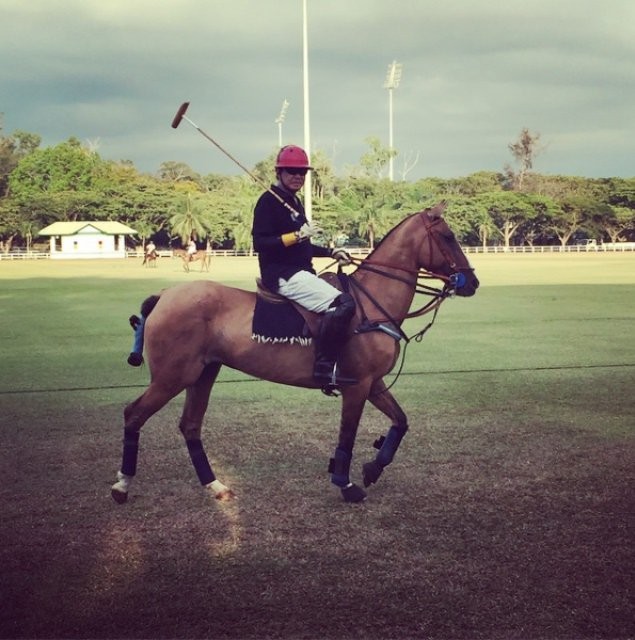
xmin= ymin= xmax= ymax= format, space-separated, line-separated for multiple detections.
xmin=38 ymin=221 xmax=138 ymax=236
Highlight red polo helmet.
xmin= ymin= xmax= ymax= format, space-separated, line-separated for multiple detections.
xmin=275 ymin=145 xmax=312 ymax=169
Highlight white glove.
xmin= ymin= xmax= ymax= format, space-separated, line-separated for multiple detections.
xmin=297 ymin=222 xmax=321 ymax=240
xmin=331 ymin=248 xmax=353 ymax=266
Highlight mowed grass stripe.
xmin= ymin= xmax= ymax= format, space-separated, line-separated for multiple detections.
xmin=1 ymin=254 xmax=634 ymax=395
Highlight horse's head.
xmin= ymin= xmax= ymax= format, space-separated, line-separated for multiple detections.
xmin=419 ymin=203 xmax=479 ymax=297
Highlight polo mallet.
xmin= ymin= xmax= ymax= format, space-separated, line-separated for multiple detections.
xmin=171 ymin=102 xmax=301 ymax=218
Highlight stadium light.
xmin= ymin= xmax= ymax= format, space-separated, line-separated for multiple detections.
xmin=383 ymin=60 xmax=403 ymax=181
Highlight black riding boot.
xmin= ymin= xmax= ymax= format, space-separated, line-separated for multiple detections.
xmin=313 ymin=293 xmax=358 ymax=389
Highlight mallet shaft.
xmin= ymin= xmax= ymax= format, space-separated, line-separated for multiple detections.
xmin=172 ymin=102 xmax=301 ymax=219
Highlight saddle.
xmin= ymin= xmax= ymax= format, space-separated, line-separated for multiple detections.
xmin=251 ymin=273 xmax=344 ymax=346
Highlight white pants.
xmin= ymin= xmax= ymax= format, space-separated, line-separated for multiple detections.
xmin=277 ymin=270 xmax=340 ymax=313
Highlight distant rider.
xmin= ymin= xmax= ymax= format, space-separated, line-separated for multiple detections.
xmin=186 ymin=239 xmax=197 ymax=260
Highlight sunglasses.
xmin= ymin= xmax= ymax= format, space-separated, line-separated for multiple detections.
xmin=284 ymin=168 xmax=308 ymax=176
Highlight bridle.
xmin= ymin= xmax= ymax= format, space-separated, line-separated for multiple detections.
xmin=419 ymin=212 xmax=471 ymax=289
xmin=323 ymin=210 xmax=473 ymax=393
xmin=341 ymin=211 xmax=473 ymax=343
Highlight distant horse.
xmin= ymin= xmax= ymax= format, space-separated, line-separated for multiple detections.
xmin=112 ymin=203 xmax=479 ymax=505
xmin=142 ymin=250 xmax=158 ymax=268
xmin=174 ymin=248 xmax=211 ymax=273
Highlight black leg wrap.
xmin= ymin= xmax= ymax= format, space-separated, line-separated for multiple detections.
xmin=121 ymin=429 xmax=140 ymax=477
xmin=186 ymin=439 xmax=216 ymax=486
xmin=375 ymin=425 xmax=407 ymax=467
xmin=373 ymin=435 xmax=386 ymax=450
xmin=329 ymin=447 xmax=352 ymax=488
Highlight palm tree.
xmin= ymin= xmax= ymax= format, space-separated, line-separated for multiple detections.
xmin=356 ymin=205 xmax=392 ymax=250
xmin=169 ymin=193 xmax=208 ymax=245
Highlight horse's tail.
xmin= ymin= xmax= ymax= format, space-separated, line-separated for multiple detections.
xmin=141 ymin=294 xmax=161 ymax=318
xmin=128 ymin=294 xmax=160 ymax=330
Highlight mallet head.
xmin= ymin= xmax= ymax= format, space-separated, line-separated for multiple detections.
xmin=171 ymin=102 xmax=190 ymax=129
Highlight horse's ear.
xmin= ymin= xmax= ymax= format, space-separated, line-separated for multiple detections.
xmin=429 ymin=201 xmax=447 ymax=219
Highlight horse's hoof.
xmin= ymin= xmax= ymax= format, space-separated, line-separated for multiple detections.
xmin=341 ymin=483 xmax=367 ymax=503
xmin=362 ymin=460 xmax=384 ymax=487
xmin=111 ymin=488 xmax=128 ymax=504
xmin=207 ymin=480 xmax=235 ymax=502
xmin=127 ymin=352 xmax=143 ymax=367
xmin=215 ymin=489 xmax=235 ymax=502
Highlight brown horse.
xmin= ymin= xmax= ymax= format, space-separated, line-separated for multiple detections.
xmin=174 ymin=248 xmax=211 ymax=272
xmin=112 ymin=203 xmax=479 ymax=504
xmin=142 ymin=250 xmax=157 ymax=268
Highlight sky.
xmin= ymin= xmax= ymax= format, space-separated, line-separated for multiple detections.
xmin=2 ymin=0 xmax=634 ymax=181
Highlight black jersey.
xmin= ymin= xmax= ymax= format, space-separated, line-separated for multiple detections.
xmin=252 ymin=185 xmax=330 ymax=291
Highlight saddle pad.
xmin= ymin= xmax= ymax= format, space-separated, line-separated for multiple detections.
xmin=252 ymin=296 xmax=312 ymax=346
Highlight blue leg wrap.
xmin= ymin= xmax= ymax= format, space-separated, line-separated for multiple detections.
xmin=328 ymin=447 xmax=352 ymax=488
xmin=131 ymin=315 xmax=145 ymax=354
xmin=121 ymin=428 xmax=140 ymax=476
xmin=186 ymin=439 xmax=216 ymax=485
xmin=375 ymin=425 xmax=406 ymax=467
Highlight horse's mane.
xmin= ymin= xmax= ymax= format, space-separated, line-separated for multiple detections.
xmin=363 ymin=210 xmax=420 ymax=260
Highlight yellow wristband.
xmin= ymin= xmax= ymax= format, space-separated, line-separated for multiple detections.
xmin=281 ymin=232 xmax=298 ymax=247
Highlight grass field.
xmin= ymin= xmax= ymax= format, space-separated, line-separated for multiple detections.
xmin=1 ymin=253 xmax=633 ymax=639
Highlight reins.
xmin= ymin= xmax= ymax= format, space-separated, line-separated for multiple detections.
xmin=337 ymin=258 xmax=452 ymax=393
xmin=328 ymin=246 xmax=454 ymax=343
xmin=319 ymin=210 xmax=464 ymax=393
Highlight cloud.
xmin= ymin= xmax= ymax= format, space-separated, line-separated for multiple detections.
xmin=1 ymin=0 xmax=634 ymax=179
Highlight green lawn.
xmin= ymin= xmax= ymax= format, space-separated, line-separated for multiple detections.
xmin=1 ymin=253 xmax=633 ymax=393
xmin=0 ymin=253 xmax=633 ymax=639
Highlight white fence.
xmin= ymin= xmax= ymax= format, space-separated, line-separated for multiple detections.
xmin=2 ymin=244 xmax=635 ymax=261
xmin=0 ymin=251 xmax=51 ymax=260
xmin=464 ymin=243 xmax=635 ymax=254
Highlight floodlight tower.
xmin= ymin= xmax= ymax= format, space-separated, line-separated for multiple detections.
xmin=383 ymin=60 xmax=403 ymax=181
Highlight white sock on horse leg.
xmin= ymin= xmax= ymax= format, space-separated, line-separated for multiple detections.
xmin=206 ymin=479 xmax=233 ymax=500
xmin=112 ymin=470 xmax=132 ymax=493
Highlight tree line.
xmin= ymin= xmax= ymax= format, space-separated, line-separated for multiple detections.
xmin=1 ymin=125 xmax=634 ymax=252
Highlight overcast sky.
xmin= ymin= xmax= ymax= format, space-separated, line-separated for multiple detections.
xmin=2 ymin=0 xmax=634 ymax=180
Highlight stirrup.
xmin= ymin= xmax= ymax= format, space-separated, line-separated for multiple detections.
xmin=314 ymin=362 xmax=357 ymax=392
